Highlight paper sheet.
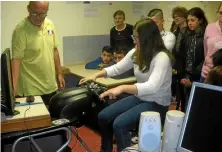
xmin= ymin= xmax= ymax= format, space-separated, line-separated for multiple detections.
xmin=84 ymin=4 xmax=99 ymax=17
xmin=64 ymin=1 xmax=82 ymax=4
xmin=132 ymin=2 xmax=146 ymax=16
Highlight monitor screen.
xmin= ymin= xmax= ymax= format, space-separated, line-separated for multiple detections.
xmin=1 ymin=48 xmax=15 ymax=115
xmin=177 ymin=82 xmax=222 ymax=152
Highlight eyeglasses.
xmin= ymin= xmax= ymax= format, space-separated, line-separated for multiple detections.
xmin=131 ymin=35 xmax=139 ymax=41
xmin=30 ymin=12 xmax=47 ymax=18
xmin=217 ymin=11 xmax=222 ymax=15
xmin=217 ymin=11 xmax=222 ymax=16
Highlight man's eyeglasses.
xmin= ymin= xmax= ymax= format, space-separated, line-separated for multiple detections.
xmin=30 ymin=12 xmax=47 ymax=18
xmin=131 ymin=35 xmax=139 ymax=41
xmin=217 ymin=11 xmax=222 ymax=16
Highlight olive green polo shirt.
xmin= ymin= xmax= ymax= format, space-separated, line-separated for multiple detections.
xmin=12 ymin=18 xmax=59 ymax=96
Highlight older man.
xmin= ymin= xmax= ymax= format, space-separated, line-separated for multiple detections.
xmin=148 ymin=8 xmax=176 ymax=52
xmin=11 ymin=1 xmax=65 ymax=104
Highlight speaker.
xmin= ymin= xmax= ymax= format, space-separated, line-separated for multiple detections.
xmin=138 ymin=111 xmax=161 ymax=152
xmin=161 ymin=110 xmax=185 ymax=152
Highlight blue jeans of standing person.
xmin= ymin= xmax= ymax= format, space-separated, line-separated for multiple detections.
xmin=98 ymin=95 xmax=169 ymax=152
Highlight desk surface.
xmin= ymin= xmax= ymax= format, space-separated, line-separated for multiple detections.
xmin=1 ymin=96 xmax=51 ymax=133
xmin=67 ymin=64 xmax=136 ymax=88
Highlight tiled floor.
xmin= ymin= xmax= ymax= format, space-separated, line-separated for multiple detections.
xmin=68 ymin=102 xmax=178 ymax=152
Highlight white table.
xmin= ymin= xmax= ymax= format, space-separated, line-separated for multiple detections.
xmin=1 ymin=96 xmax=51 ymax=133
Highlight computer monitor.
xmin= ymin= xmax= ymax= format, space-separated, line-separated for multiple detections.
xmin=177 ymin=82 xmax=222 ymax=152
xmin=1 ymin=48 xmax=16 ymax=115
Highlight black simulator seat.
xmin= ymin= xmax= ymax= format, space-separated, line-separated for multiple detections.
xmin=48 ymin=87 xmax=93 ymax=123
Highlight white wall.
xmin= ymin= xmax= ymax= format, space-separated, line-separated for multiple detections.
xmin=1 ymin=1 xmax=220 ymax=65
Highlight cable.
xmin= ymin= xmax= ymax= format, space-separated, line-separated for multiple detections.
xmin=23 ymin=103 xmax=34 ymax=152
xmin=68 ymin=125 xmax=92 ymax=152
xmin=68 ymin=126 xmax=79 ymax=150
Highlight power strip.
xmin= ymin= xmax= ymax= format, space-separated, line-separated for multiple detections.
xmin=15 ymin=101 xmax=44 ymax=107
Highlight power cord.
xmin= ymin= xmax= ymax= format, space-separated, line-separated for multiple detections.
xmin=68 ymin=126 xmax=79 ymax=150
xmin=23 ymin=103 xmax=34 ymax=152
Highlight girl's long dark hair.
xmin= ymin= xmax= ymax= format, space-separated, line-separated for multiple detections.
xmin=132 ymin=18 xmax=174 ymax=72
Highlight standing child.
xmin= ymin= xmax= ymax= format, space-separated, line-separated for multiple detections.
xmin=180 ymin=7 xmax=208 ymax=112
xmin=110 ymin=10 xmax=134 ymax=52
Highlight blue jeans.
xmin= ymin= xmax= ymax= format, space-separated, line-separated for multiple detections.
xmin=98 ymin=95 xmax=169 ymax=152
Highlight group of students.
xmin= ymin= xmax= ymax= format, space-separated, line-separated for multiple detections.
xmin=84 ymin=8 xmax=176 ymax=78
xmin=170 ymin=5 xmax=222 ymax=112
xmin=10 ymin=1 xmax=222 ymax=152
xmin=79 ymin=3 xmax=222 ymax=152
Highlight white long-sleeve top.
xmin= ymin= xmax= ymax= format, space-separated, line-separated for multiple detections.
xmin=104 ymin=49 xmax=172 ymax=106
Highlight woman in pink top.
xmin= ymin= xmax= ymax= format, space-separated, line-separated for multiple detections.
xmin=201 ymin=3 xmax=222 ymax=82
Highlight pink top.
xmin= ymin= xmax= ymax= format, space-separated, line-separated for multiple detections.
xmin=201 ymin=21 xmax=222 ymax=78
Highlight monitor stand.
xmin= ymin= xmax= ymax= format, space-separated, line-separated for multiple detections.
xmin=13 ymin=110 xmax=20 ymax=116
xmin=1 ymin=104 xmax=20 ymax=116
